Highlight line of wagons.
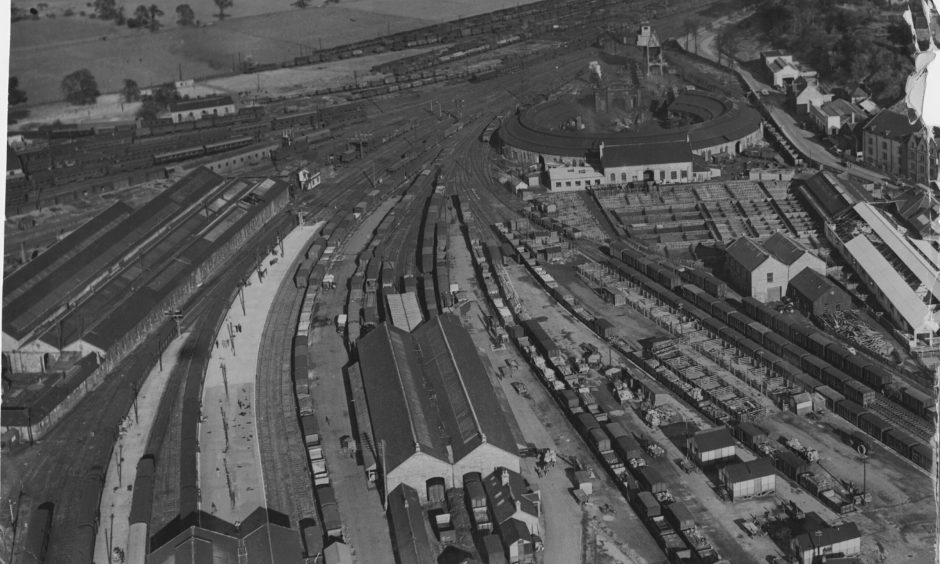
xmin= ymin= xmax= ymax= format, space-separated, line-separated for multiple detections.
xmin=606 ymin=242 xmax=934 ymax=473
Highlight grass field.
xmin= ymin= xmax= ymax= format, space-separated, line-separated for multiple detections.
xmin=10 ymin=0 xmax=545 ymax=105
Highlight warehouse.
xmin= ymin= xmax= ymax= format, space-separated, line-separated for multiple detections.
xmin=719 ymin=458 xmax=776 ymax=501
xmin=825 ymin=202 xmax=940 ymax=350
xmin=147 ymin=508 xmax=303 ymax=564
xmin=687 ymin=427 xmax=736 ymax=466
xmin=167 ymin=95 xmax=236 ymax=123
xmin=791 ymin=522 xmax=861 ymax=564
xmin=787 ymin=268 xmax=852 ymax=318
xmin=357 ymin=315 xmax=520 ymax=500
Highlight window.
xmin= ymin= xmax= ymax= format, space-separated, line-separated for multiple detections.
xmin=565 ymin=181 xmax=571 ymax=187
xmin=659 ymin=170 xmax=665 ymax=181
xmin=555 ymin=182 xmax=562 ymax=188
xmin=670 ymin=170 xmax=677 ymax=180
xmin=621 ymin=173 xmax=627 ymax=181
xmin=681 ymin=170 xmax=688 ymax=179
xmin=610 ymin=173 xmax=616 ymax=182
xmin=766 ymin=273 xmax=774 ymax=283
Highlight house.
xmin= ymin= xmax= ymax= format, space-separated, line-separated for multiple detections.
xmin=791 ymin=522 xmax=861 ymax=564
xmin=482 ymin=467 xmax=541 ymax=536
xmin=787 ymin=268 xmax=852 ymax=318
xmin=904 ymin=127 xmax=940 ymax=185
xmin=762 ymin=51 xmax=801 ymax=90
xmin=862 ymin=109 xmax=919 ymax=176
xmin=810 ymin=99 xmax=866 ymax=135
xmin=687 ymin=427 xmax=735 ymax=465
xmin=794 ymin=83 xmax=832 ymax=115
xmin=789 ymin=391 xmax=814 ymax=415
xmin=167 ymin=95 xmax=236 ymax=123
xmin=762 ymin=232 xmax=826 ymax=280
xmin=724 ymin=238 xmax=789 ymax=302
xmin=6 ymin=146 xmax=24 ymax=180
xmin=600 ymin=141 xmax=693 ymax=185
xmin=892 ymin=184 xmax=940 ymax=239
xmin=497 ymin=518 xmax=535 ymax=564
xmin=719 ymin=457 xmax=776 ymax=501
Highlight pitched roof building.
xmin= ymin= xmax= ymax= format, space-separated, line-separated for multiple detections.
xmin=787 ymin=268 xmax=852 ymax=317
xmin=792 ymin=522 xmax=861 ymax=564
xmin=358 ymin=315 xmax=520 ymax=499
xmin=167 ymin=95 xmax=236 ymax=123
xmin=483 ymin=467 xmax=541 ymax=536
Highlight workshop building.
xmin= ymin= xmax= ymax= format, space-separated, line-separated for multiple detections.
xmin=687 ymin=427 xmax=736 ymax=465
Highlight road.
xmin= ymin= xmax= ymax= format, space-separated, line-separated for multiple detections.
xmin=687 ymin=22 xmax=890 ymax=186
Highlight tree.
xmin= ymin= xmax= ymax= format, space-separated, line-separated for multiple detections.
xmin=121 ymin=79 xmax=141 ymax=102
xmin=61 ymin=69 xmax=100 ymax=105
xmin=9 ymin=77 xmax=27 ymax=106
xmin=93 ymin=0 xmax=118 ymax=19
xmin=147 ymin=4 xmax=164 ymax=30
xmin=214 ymin=0 xmax=233 ymax=19
xmin=129 ymin=4 xmax=150 ymax=27
xmin=176 ymin=3 xmax=195 ymax=25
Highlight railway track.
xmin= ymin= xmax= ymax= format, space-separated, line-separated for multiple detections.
xmin=255 ymin=264 xmax=315 ymax=526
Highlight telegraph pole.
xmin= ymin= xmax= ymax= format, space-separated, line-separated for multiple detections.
xmin=165 ymin=309 xmax=184 ymax=337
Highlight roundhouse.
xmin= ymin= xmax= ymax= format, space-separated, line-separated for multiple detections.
xmin=499 ymin=89 xmax=763 ymax=183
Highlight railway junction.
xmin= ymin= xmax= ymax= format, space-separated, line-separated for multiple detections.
xmin=2 ymin=0 xmax=938 ymax=563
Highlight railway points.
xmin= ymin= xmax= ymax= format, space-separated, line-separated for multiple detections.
xmin=4 ymin=0 xmax=938 ymax=562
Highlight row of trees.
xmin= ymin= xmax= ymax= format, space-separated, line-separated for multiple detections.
xmin=749 ymin=0 xmax=914 ymax=105
xmin=92 ymin=0 xmax=233 ymax=27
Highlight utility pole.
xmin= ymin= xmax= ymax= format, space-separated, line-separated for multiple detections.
xmin=380 ymin=439 xmax=388 ymax=510
xmin=132 ymin=380 xmax=139 ymax=424
xmin=238 ymin=278 xmax=247 ymax=316
xmin=165 ymin=309 xmax=183 ymax=337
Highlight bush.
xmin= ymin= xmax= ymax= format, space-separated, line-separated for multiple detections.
xmin=64 ymin=8 xmax=75 ymax=16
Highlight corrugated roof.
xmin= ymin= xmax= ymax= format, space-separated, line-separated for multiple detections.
xmin=844 ymin=234 xmax=940 ymax=333
xmin=762 ymin=232 xmax=811 ymax=265
xmin=726 ymin=237 xmax=771 ymax=271
xmin=415 ymin=315 xmax=518 ymax=461
xmin=601 ymin=141 xmax=693 ymax=168
xmin=359 ymin=315 xmax=517 ymax=474
xmin=3 ymin=168 xmax=224 ymax=342
xmin=788 ymin=268 xmax=843 ymax=303
xmin=3 ymin=201 xmax=133 ymax=306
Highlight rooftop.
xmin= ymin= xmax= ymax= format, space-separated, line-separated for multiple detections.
xmin=864 ymin=109 xmax=920 ymax=139
xmin=168 ymin=95 xmax=236 ymax=113
xmin=762 ymin=232 xmax=812 ymax=265
xmin=793 ymin=522 xmax=861 ymax=553
xmin=691 ymin=427 xmax=735 ymax=452
xmin=482 ymin=467 xmax=540 ymax=526
xmin=601 ymin=141 xmax=693 ymax=168
xmin=357 ymin=315 xmax=518 ymax=474
xmin=387 ymin=484 xmax=434 ymax=564
xmin=722 ymin=457 xmax=776 ymax=484
xmin=726 ymin=237 xmax=772 ymax=271
xmin=788 ymin=268 xmax=844 ymax=303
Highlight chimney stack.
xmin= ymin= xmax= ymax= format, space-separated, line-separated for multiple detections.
xmin=501 ymin=468 xmax=510 ymax=487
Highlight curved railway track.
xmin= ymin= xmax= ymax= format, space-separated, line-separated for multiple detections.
xmin=255 ymin=266 xmax=318 ymax=527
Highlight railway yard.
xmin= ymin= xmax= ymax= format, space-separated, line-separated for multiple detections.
xmin=2 ymin=0 xmax=938 ymax=563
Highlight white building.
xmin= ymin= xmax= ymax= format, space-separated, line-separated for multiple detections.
xmin=167 ymin=95 xmax=236 ymax=123
xmin=547 ymin=166 xmax=604 ymax=191
xmin=600 ymin=141 xmax=693 ymax=185
xmin=792 ymin=522 xmax=861 ymax=564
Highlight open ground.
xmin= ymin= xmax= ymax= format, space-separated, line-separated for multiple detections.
xmin=10 ymin=0 xmax=545 ymax=104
